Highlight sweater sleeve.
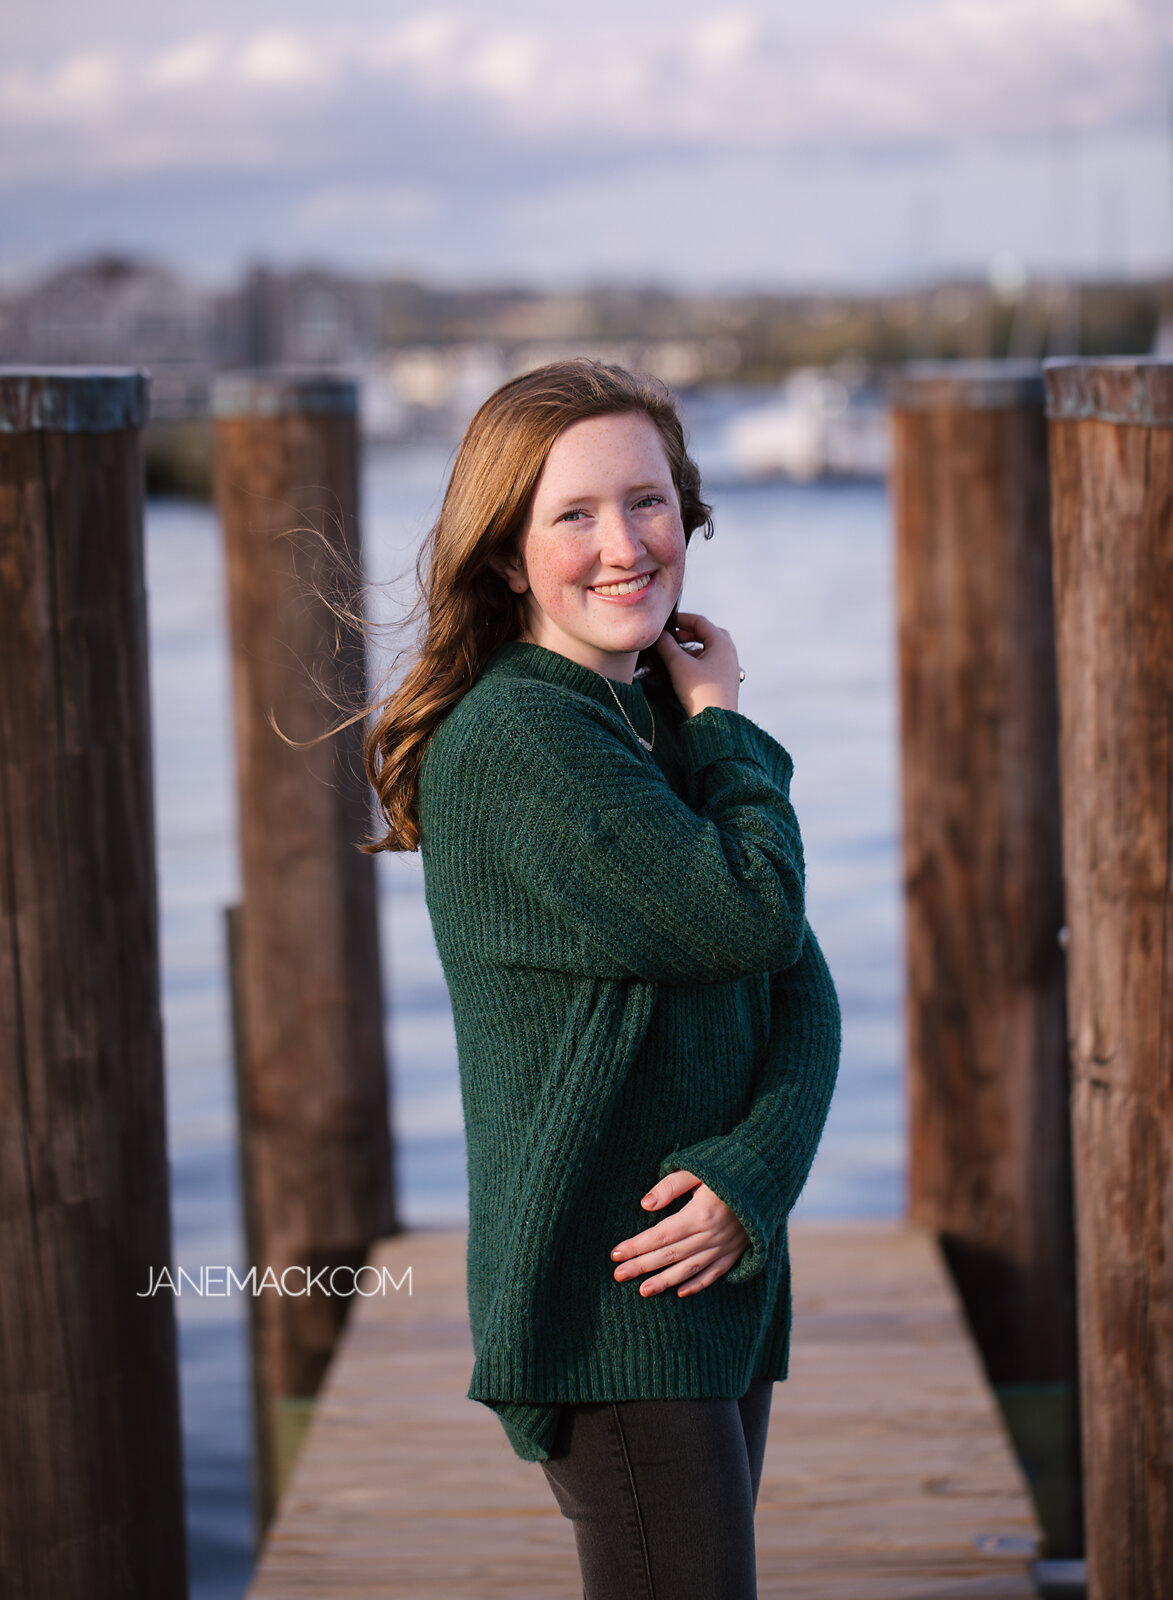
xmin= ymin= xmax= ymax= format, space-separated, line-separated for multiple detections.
xmin=489 ymin=689 xmax=806 ymax=986
xmin=655 ymin=922 xmax=841 ymax=1285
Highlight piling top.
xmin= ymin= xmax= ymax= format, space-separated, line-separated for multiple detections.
xmin=1044 ymin=357 xmax=1173 ymax=427
xmin=0 ymin=367 xmax=149 ymax=433
xmin=887 ymin=360 xmax=1045 ymax=412
xmin=212 ymin=370 xmax=358 ymax=420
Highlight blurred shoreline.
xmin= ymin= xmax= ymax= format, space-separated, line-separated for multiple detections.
xmin=4 ymin=251 xmax=1170 ymax=501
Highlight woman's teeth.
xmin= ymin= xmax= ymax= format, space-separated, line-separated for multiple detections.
xmin=592 ymin=573 xmax=653 ymax=597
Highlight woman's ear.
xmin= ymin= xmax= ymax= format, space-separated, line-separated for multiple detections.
xmin=489 ymin=549 xmax=529 ymax=594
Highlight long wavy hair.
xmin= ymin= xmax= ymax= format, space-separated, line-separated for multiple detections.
xmin=365 ymin=358 xmax=713 ymax=853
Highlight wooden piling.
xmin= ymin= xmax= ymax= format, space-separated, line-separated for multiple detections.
xmin=0 ymin=368 xmax=189 ymax=1598
xmin=888 ymin=362 xmax=1077 ymax=1400
xmin=212 ymin=371 xmax=396 ymax=1535
xmin=1044 ymin=357 xmax=1173 ymax=1600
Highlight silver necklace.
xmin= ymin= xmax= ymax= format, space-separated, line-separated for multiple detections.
xmin=603 ymin=676 xmax=655 ymax=753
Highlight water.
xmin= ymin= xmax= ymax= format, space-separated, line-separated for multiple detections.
xmin=145 ymin=440 xmax=905 ymax=1599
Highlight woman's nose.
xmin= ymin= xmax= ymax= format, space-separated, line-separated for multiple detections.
xmin=597 ymin=509 xmax=645 ymax=568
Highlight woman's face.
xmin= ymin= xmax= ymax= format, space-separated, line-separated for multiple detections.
xmin=493 ymin=410 xmax=687 ymax=681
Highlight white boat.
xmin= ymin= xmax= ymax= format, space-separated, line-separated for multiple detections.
xmin=723 ymin=367 xmax=890 ymax=482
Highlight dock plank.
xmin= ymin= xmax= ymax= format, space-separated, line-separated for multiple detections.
xmin=246 ymin=1221 xmax=1040 ymax=1597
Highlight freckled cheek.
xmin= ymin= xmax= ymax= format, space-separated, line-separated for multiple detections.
xmin=651 ymin=518 xmax=686 ymax=568
xmin=525 ymin=545 xmax=592 ymax=613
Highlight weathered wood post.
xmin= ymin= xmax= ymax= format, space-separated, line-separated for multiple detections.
xmin=0 ymin=369 xmax=189 ymax=1598
xmin=888 ymin=362 xmax=1076 ymax=1395
xmin=1044 ymin=357 xmax=1173 ymax=1600
xmin=212 ymin=371 xmax=396 ymax=1535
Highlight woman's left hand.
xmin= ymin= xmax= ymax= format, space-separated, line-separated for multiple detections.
xmin=609 ymin=1170 xmax=751 ymax=1297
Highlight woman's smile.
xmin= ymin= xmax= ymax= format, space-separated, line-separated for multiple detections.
xmin=589 ymin=571 xmax=656 ymax=601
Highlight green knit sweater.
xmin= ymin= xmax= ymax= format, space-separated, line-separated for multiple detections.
xmin=417 ymin=639 xmax=841 ymax=1462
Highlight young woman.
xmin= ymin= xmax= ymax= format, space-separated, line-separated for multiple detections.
xmin=364 ymin=358 xmax=841 ymax=1599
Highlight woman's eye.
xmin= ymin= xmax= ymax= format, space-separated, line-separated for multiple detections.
xmin=556 ymin=509 xmax=587 ymax=523
xmin=634 ymin=495 xmax=666 ymax=509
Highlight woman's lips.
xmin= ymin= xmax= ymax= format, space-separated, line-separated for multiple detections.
xmin=588 ymin=571 xmax=655 ymax=602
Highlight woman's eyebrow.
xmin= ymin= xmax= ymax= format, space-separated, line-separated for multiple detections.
xmin=549 ymin=481 xmax=668 ymax=505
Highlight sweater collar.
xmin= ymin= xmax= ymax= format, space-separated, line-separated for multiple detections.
xmin=482 ymin=639 xmax=653 ymax=718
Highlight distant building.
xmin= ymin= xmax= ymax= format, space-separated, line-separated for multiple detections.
xmin=0 ymin=254 xmax=217 ymax=419
xmin=223 ymin=266 xmax=383 ymax=368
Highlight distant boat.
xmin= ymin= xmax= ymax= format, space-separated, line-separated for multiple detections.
xmin=723 ymin=367 xmax=890 ymax=482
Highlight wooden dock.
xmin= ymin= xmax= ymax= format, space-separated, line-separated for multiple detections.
xmin=245 ymin=1221 xmax=1041 ymax=1598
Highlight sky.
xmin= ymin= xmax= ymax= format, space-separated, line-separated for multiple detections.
xmin=2 ymin=0 xmax=1171 ymax=291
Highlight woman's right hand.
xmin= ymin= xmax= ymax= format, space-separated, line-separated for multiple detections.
xmin=653 ymin=611 xmax=741 ymax=718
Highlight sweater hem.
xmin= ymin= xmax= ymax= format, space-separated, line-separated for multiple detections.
xmin=476 ymin=1321 xmax=794 ymax=1462
xmin=467 ymin=1312 xmax=793 ymax=1409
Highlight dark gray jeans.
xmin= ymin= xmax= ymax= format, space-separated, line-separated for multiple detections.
xmin=539 ymin=1378 xmax=774 ymax=1600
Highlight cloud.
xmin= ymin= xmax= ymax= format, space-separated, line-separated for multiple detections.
xmin=805 ymin=0 xmax=1164 ymax=145
xmin=0 ymin=0 xmax=1167 ymax=285
xmin=293 ymin=180 xmax=441 ymax=230
xmin=0 ymin=0 xmax=1166 ymax=191
xmin=235 ymin=30 xmax=335 ymax=89
xmin=144 ymin=36 xmax=227 ymax=91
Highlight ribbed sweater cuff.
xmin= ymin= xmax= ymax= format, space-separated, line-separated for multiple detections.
xmin=679 ymin=707 xmax=794 ymax=789
xmin=657 ymin=1132 xmax=786 ymax=1287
